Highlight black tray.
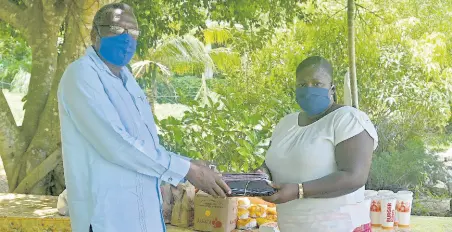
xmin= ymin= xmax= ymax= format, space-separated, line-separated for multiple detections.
xmin=222 ymin=173 xmax=276 ymax=197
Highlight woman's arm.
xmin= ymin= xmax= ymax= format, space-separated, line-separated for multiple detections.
xmin=303 ymin=130 xmax=374 ymax=198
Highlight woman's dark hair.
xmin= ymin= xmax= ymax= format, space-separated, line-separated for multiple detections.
xmin=296 ymin=56 xmax=337 ymax=102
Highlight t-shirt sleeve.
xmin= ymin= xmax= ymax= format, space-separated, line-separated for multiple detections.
xmin=334 ymin=108 xmax=379 ymax=150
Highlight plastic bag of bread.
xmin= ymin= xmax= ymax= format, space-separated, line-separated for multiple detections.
xmin=57 ymin=189 xmax=69 ymax=216
xmin=249 ymin=204 xmax=267 ymax=218
xmin=248 ymin=197 xmax=276 ymax=207
xmin=237 ymin=218 xmax=257 ymax=230
xmin=259 ymin=222 xmax=280 ymax=232
xmin=171 ymin=182 xmax=195 ymax=228
xmin=238 ymin=197 xmax=251 ymax=209
xmin=266 ymin=207 xmax=276 ymax=215
xmin=161 ymin=183 xmax=173 ymax=223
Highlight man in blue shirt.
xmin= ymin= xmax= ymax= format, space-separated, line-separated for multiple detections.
xmin=58 ymin=3 xmax=230 ymax=232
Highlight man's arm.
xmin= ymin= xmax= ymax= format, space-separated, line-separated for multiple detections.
xmin=160 ymin=146 xmax=192 ymax=183
xmin=59 ymin=63 xmax=189 ymax=186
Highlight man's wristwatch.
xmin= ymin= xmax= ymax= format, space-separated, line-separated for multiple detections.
xmin=298 ymin=183 xmax=304 ymax=199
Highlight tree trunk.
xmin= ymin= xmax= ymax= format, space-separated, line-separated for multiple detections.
xmin=0 ymin=91 xmax=25 ymax=189
xmin=347 ymin=0 xmax=359 ymax=109
xmin=0 ymin=0 xmax=113 ymax=195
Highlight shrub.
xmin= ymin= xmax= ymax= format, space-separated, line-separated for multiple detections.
xmin=157 ymin=96 xmax=286 ymax=172
xmin=368 ymin=137 xmax=450 ymax=196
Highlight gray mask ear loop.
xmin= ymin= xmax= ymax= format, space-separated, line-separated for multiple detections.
xmin=331 ymin=84 xmax=337 ymax=103
xmin=95 ymin=25 xmax=102 ymax=39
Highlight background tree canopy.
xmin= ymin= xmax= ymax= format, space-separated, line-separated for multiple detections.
xmin=0 ymin=0 xmax=451 ymax=197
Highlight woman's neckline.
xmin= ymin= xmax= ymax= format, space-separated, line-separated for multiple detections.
xmin=297 ymin=105 xmax=350 ymax=128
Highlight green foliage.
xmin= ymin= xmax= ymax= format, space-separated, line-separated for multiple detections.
xmin=124 ymin=0 xmax=303 ymax=57
xmin=158 ymin=96 xmax=279 ymax=172
xmin=151 ymin=35 xmax=209 ymax=75
xmin=151 ymin=76 xmax=224 ymax=104
xmin=0 ymin=21 xmax=31 ymax=84
xmin=368 ymin=138 xmax=448 ymax=193
xmin=122 ymin=0 xmax=206 ymax=57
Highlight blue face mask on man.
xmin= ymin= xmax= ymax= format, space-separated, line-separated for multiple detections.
xmin=98 ymin=33 xmax=137 ymax=66
xmin=296 ymin=87 xmax=332 ymax=117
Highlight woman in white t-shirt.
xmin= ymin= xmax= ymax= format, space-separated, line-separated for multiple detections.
xmin=259 ymin=56 xmax=378 ymax=232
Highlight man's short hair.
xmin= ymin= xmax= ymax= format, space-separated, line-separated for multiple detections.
xmin=92 ymin=3 xmax=134 ymax=26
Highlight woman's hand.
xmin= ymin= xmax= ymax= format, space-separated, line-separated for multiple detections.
xmin=262 ymin=183 xmax=298 ymax=204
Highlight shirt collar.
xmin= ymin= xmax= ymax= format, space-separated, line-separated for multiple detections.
xmin=85 ymin=46 xmax=131 ymax=83
xmin=86 ymin=46 xmax=108 ymax=71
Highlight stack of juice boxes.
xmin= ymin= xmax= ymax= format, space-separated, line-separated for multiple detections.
xmin=365 ymin=189 xmax=413 ymax=232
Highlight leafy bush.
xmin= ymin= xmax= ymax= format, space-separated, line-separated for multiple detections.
xmin=158 ymin=97 xmax=278 ymax=172
xmin=0 ymin=21 xmax=31 ymax=84
xmin=140 ymin=76 xmax=226 ymax=104
xmin=368 ymin=138 xmax=449 ymax=194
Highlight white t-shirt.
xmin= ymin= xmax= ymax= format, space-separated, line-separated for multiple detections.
xmin=265 ymin=106 xmax=378 ymax=232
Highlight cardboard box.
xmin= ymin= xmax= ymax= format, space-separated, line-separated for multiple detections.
xmin=194 ymin=191 xmax=238 ymax=232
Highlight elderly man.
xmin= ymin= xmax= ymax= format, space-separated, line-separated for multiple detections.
xmin=58 ymin=3 xmax=230 ymax=232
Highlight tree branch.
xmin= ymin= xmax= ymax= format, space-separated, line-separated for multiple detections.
xmin=13 ymin=148 xmax=62 ymax=193
xmin=0 ymin=91 xmax=23 ymax=179
xmin=54 ymin=0 xmax=71 ymax=18
xmin=355 ymin=3 xmax=385 ymax=20
xmin=41 ymin=0 xmax=70 ymax=26
xmin=0 ymin=0 xmax=26 ymax=31
xmin=23 ymin=0 xmax=33 ymax=7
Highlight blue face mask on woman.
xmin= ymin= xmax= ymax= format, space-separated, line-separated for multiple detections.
xmin=296 ymin=87 xmax=332 ymax=117
xmin=98 ymin=33 xmax=137 ymax=66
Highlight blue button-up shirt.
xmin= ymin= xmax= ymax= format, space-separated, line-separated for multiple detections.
xmin=58 ymin=47 xmax=191 ymax=232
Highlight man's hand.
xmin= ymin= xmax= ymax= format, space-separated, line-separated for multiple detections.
xmin=262 ymin=183 xmax=298 ymax=204
xmin=186 ymin=161 xmax=231 ymax=197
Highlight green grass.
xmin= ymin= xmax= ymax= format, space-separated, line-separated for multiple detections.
xmin=411 ymin=216 xmax=452 ymax=232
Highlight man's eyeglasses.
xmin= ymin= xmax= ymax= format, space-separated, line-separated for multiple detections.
xmin=96 ymin=25 xmax=140 ymax=37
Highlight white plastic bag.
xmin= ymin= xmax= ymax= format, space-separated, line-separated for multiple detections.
xmin=57 ymin=189 xmax=69 ymax=216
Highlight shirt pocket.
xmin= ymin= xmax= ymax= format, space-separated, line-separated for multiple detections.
xmin=134 ymin=94 xmax=156 ymax=126
xmin=135 ymin=94 xmax=151 ymax=115
xmin=107 ymin=84 xmax=139 ymax=137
